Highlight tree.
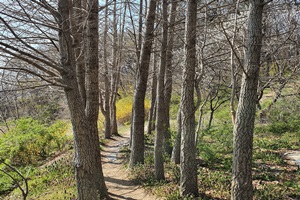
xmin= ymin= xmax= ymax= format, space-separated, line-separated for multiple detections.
xmin=0 ymin=0 xmax=108 ymax=198
xmin=100 ymin=0 xmax=111 ymax=139
xmin=154 ymin=0 xmax=168 ymax=180
xmin=163 ymin=0 xmax=178 ymax=156
xmin=231 ymin=0 xmax=265 ymax=199
xmin=130 ymin=0 xmax=157 ymax=166
xmin=207 ymin=80 xmax=230 ymax=129
xmin=146 ymin=50 xmax=158 ymax=135
xmin=60 ymin=0 xmax=108 ymax=198
xmin=179 ymin=0 xmax=199 ymax=197
xmin=110 ymin=0 xmax=119 ymax=136
xmin=171 ymin=106 xmax=181 ymax=164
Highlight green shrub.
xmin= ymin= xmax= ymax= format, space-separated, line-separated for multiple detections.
xmin=0 ymin=162 xmax=15 ymax=195
xmin=1 ymin=152 xmax=75 ymax=199
xmin=198 ymin=124 xmax=233 ymax=151
xmin=268 ymin=120 xmax=300 ymax=134
xmin=268 ymin=97 xmax=300 ymax=122
xmin=266 ymin=97 xmax=300 ymax=134
xmin=28 ymin=152 xmax=75 ymax=198
xmin=0 ymin=118 xmax=69 ymax=165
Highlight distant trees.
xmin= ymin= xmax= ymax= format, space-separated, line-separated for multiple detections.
xmin=101 ymin=0 xmax=112 ymax=139
xmin=130 ymin=0 xmax=157 ymax=166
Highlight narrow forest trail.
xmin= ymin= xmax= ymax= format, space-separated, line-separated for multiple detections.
xmin=101 ymin=130 xmax=158 ymax=200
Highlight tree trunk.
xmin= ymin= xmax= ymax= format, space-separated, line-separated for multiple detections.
xmin=110 ymin=0 xmax=119 ymax=136
xmin=195 ymin=94 xmax=209 ymax=146
xmin=103 ymin=0 xmax=111 ymax=139
xmin=229 ymin=0 xmax=240 ymax=125
xmin=180 ymin=0 xmax=198 ymax=196
xmin=130 ymin=0 xmax=157 ymax=166
xmin=171 ymin=108 xmax=181 ymax=164
xmin=208 ymin=108 xmax=214 ymax=129
xmin=147 ymin=55 xmax=157 ymax=135
xmin=137 ymin=0 xmax=143 ymax=60
xmin=231 ymin=1 xmax=264 ymax=200
xmin=58 ymin=0 xmax=108 ymax=199
xmin=71 ymin=0 xmax=86 ymax=105
xmin=163 ymin=0 xmax=178 ymax=156
xmin=154 ymin=0 xmax=168 ymax=181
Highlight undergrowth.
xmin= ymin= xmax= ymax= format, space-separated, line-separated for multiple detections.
xmin=0 ymin=118 xmax=70 ymax=166
xmin=2 ymin=151 xmax=75 ymax=200
xmin=0 ymin=118 xmax=73 ymax=198
xmin=129 ymin=97 xmax=300 ymax=200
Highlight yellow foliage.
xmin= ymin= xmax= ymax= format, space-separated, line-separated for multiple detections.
xmin=116 ymin=96 xmax=150 ymax=125
xmin=98 ymin=96 xmax=150 ymax=128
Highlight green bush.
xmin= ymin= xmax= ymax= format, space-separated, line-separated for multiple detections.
xmin=1 ymin=152 xmax=76 ymax=199
xmin=268 ymin=120 xmax=300 ymax=134
xmin=267 ymin=97 xmax=300 ymax=134
xmin=0 ymin=165 xmax=14 ymax=195
xmin=28 ymin=152 xmax=75 ymax=198
xmin=268 ymin=97 xmax=300 ymax=122
xmin=0 ymin=118 xmax=69 ymax=165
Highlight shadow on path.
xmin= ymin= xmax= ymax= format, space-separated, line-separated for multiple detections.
xmin=101 ymin=132 xmax=157 ymax=200
xmin=105 ymin=176 xmax=135 ymax=187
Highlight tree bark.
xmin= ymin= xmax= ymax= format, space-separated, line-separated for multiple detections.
xmin=154 ymin=0 xmax=168 ymax=181
xmin=137 ymin=0 xmax=143 ymax=59
xmin=147 ymin=50 xmax=157 ymax=135
xmin=171 ymin=108 xmax=181 ymax=164
xmin=180 ymin=0 xmax=198 ymax=196
xmin=58 ymin=0 xmax=108 ymax=199
xmin=110 ymin=0 xmax=119 ymax=136
xmin=163 ymin=0 xmax=178 ymax=156
xmin=102 ymin=0 xmax=111 ymax=139
xmin=208 ymin=108 xmax=214 ymax=129
xmin=229 ymin=0 xmax=240 ymax=125
xmin=71 ymin=0 xmax=86 ymax=105
xmin=231 ymin=1 xmax=264 ymax=200
xmin=130 ymin=0 xmax=157 ymax=166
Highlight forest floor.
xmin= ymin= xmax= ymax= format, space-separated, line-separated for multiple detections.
xmin=2 ymin=123 xmax=299 ymax=199
xmin=101 ymin=130 xmax=158 ymax=200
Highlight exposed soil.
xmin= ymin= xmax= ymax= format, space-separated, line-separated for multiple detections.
xmin=101 ymin=131 xmax=158 ymax=200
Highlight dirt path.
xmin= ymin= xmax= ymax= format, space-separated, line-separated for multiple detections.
xmin=283 ymin=151 xmax=300 ymax=167
xmin=101 ymin=131 xmax=157 ymax=200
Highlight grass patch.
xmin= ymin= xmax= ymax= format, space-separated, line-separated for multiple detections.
xmin=0 ymin=118 xmax=74 ymax=199
xmin=2 ymin=151 xmax=75 ymax=200
xmin=129 ymin=114 xmax=299 ymax=199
